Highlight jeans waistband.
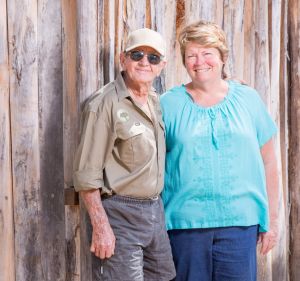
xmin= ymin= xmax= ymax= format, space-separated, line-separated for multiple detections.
xmin=102 ymin=194 xmax=160 ymax=205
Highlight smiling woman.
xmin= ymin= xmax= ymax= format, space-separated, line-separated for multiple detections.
xmin=160 ymin=20 xmax=280 ymax=281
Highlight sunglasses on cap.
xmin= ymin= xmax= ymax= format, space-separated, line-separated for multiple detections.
xmin=126 ymin=50 xmax=164 ymax=65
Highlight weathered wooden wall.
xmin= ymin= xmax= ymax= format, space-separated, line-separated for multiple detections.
xmin=288 ymin=0 xmax=300 ymax=280
xmin=0 ymin=0 xmax=15 ymax=280
xmin=2 ymin=0 xmax=65 ymax=280
xmin=0 ymin=0 xmax=299 ymax=280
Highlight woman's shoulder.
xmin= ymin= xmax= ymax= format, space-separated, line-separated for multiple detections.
xmin=159 ymin=85 xmax=186 ymax=117
xmin=228 ymin=80 xmax=257 ymax=94
xmin=228 ymin=80 xmax=262 ymax=103
xmin=160 ymin=85 xmax=186 ymax=102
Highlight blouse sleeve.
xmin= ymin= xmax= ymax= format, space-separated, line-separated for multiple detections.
xmin=250 ymin=90 xmax=277 ymax=147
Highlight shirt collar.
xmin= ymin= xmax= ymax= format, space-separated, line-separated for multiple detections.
xmin=115 ymin=71 xmax=130 ymax=101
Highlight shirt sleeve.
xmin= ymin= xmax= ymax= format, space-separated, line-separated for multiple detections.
xmin=73 ymin=107 xmax=115 ymax=192
xmin=251 ymin=91 xmax=277 ymax=147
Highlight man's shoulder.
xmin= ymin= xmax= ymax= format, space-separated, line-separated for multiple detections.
xmin=85 ymin=81 xmax=118 ymax=113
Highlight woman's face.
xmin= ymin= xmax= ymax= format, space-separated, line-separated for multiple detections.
xmin=184 ymin=42 xmax=224 ymax=84
xmin=120 ymin=46 xmax=166 ymax=85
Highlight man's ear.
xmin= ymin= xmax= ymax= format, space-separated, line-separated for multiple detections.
xmin=120 ymin=52 xmax=126 ymax=69
xmin=161 ymin=60 xmax=167 ymax=68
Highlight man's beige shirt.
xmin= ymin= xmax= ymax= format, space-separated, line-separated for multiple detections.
xmin=73 ymin=72 xmax=165 ymax=198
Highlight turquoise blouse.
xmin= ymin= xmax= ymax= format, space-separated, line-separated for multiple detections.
xmin=160 ymin=81 xmax=277 ymax=232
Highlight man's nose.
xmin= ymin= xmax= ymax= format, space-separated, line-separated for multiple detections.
xmin=138 ymin=55 xmax=150 ymax=65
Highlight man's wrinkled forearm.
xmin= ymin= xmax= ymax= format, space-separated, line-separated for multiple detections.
xmin=80 ymin=189 xmax=109 ymax=228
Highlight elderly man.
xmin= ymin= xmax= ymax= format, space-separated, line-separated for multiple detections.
xmin=73 ymin=28 xmax=176 ymax=281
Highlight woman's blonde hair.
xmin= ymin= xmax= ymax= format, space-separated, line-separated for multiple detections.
xmin=178 ymin=20 xmax=229 ymax=77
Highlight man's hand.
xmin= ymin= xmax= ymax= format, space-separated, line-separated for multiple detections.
xmin=79 ymin=189 xmax=116 ymax=259
xmin=90 ymin=221 xmax=116 ymax=259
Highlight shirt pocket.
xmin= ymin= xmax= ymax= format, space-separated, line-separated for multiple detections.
xmin=116 ymin=122 xmax=151 ymax=170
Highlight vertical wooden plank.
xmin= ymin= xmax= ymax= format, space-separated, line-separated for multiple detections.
xmin=223 ymin=0 xmax=245 ymax=79
xmin=114 ymin=0 xmax=124 ymax=76
xmin=76 ymin=1 xmax=100 ymax=280
xmin=185 ymin=0 xmax=214 ymax=23
xmin=77 ymin=0 xmax=99 ymax=102
xmin=279 ymin=0 xmax=289 ymax=259
xmin=254 ymin=0 xmax=270 ymax=104
xmin=214 ymin=1 xmax=224 ymax=27
xmin=288 ymin=0 xmax=300 ymax=280
xmin=38 ymin=1 xmax=65 ymax=280
xmin=243 ymin=0 xmax=256 ymax=86
xmin=150 ymin=0 xmax=177 ymax=91
xmin=254 ymin=2 xmax=272 ymax=281
xmin=7 ymin=0 xmax=42 ymax=280
xmin=0 ymin=0 xmax=15 ymax=280
xmin=98 ymin=0 xmax=105 ymax=88
xmin=163 ymin=0 xmax=179 ymax=90
xmin=268 ymin=1 xmax=288 ymax=281
xmin=103 ymin=0 xmax=115 ymax=83
xmin=125 ymin=0 xmax=146 ymax=30
xmin=62 ymin=0 xmax=81 ymax=280
xmin=174 ymin=0 xmax=189 ymax=86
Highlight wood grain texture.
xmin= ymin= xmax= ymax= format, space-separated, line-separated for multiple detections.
xmin=114 ymin=0 xmax=124 ymax=76
xmin=152 ymin=0 xmax=177 ymax=91
xmin=38 ymin=1 xmax=65 ymax=280
xmin=288 ymin=0 xmax=300 ymax=280
xmin=279 ymin=0 xmax=289 ymax=230
xmin=253 ymin=2 xmax=272 ymax=281
xmin=7 ymin=0 xmax=42 ymax=280
xmin=0 ymin=0 xmax=15 ymax=280
xmin=103 ymin=0 xmax=115 ymax=83
xmin=1 ymin=0 xmax=296 ymax=280
xmin=62 ymin=0 xmax=80 ymax=279
xmin=269 ymin=1 xmax=288 ymax=281
xmin=243 ymin=0 xmax=256 ymax=86
xmin=223 ymin=0 xmax=245 ymax=79
xmin=254 ymin=0 xmax=271 ymax=104
xmin=76 ymin=1 xmax=101 ymax=280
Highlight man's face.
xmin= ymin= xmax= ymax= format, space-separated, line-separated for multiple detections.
xmin=120 ymin=46 xmax=166 ymax=84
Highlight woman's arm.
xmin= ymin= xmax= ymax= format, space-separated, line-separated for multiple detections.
xmin=259 ymin=138 xmax=279 ymax=255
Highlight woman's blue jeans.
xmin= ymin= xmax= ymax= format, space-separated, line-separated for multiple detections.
xmin=168 ymin=225 xmax=258 ymax=281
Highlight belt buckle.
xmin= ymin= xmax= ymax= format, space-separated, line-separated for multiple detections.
xmin=150 ymin=195 xmax=159 ymax=200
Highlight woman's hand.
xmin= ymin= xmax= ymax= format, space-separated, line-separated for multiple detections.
xmin=257 ymin=222 xmax=278 ymax=255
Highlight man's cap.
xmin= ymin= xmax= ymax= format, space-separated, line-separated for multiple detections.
xmin=125 ymin=28 xmax=166 ymax=57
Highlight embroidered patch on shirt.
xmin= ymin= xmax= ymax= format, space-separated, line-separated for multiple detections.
xmin=117 ymin=109 xmax=130 ymax=122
